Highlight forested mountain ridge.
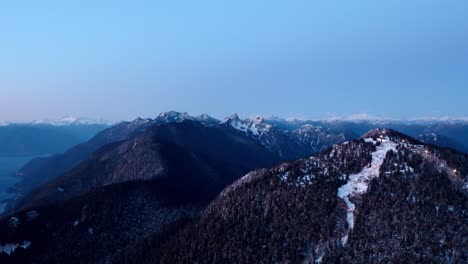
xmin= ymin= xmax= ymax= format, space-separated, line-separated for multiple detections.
xmin=151 ymin=129 xmax=467 ymax=264
xmin=0 ymin=120 xmax=279 ymax=263
xmin=5 ymin=112 xmax=346 ymax=214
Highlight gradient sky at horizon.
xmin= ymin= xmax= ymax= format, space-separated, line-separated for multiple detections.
xmin=1 ymin=1 xmax=467 ymax=122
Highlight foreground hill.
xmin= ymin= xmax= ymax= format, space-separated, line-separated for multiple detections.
xmin=0 ymin=181 xmax=202 ymax=263
xmin=150 ymin=129 xmax=467 ymax=264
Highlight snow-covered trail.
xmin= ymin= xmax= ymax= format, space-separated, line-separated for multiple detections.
xmin=337 ymin=138 xmax=397 ymax=246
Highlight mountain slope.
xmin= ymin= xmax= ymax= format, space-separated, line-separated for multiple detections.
xmin=8 ymin=112 xmax=218 ymax=201
xmin=7 ymin=112 xmax=345 ymax=213
xmin=13 ymin=120 xmax=278 ymax=212
xmin=0 ymin=120 xmax=281 ymax=263
xmin=7 ymin=118 xmax=153 ymax=202
xmin=154 ymin=129 xmax=467 ymax=264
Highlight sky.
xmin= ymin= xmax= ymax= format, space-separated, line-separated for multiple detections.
xmin=1 ymin=1 xmax=467 ymax=122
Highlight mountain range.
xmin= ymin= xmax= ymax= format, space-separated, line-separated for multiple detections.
xmin=5 ymin=112 xmax=348 ymax=207
xmin=0 ymin=112 xmax=466 ymax=263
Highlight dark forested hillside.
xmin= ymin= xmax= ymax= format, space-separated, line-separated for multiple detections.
xmin=0 ymin=181 xmax=203 ymax=264
xmin=0 ymin=120 xmax=281 ymax=263
xmin=151 ymin=129 xmax=467 ymax=264
xmin=12 ymin=120 xmax=278 ymax=212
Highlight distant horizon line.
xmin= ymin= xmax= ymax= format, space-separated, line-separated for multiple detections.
xmin=2 ymin=112 xmax=468 ymax=126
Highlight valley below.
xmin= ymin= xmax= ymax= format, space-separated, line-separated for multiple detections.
xmin=0 ymin=157 xmax=37 ymax=213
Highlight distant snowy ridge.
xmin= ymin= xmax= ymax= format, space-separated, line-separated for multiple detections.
xmin=326 ymin=113 xmax=396 ymax=122
xmin=5 ymin=112 xmax=468 ymax=127
xmin=29 ymin=116 xmax=115 ymax=126
xmin=155 ymin=111 xmax=220 ymax=125
xmin=337 ymin=116 xmax=468 ymax=124
xmin=267 ymin=113 xmax=468 ymax=124
xmin=0 ymin=121 xmax=10 ymax=127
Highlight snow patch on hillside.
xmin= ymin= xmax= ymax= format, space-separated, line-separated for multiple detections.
xmin=337 ymin=137 xmax=397 ymax=245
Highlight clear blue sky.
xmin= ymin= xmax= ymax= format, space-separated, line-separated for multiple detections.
xmin=1 ymin=1 xmax=467 ymax=122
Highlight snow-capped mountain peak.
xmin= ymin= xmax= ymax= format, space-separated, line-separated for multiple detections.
xmin=249 ymin=115 xmax=266 ymax=125
xmin=222 ymin=114 xmax=271 ymax=136
xmin=229 ymin=113 xmax=241 ymax=121
xmin=195 ymin=114 xmax=220 ymax=125
xmin=155 ymin=111 xmax=220 ymax=126
xmin=222 ymin=114 xmax=249 ymax=133
xmin=156 ymin=111 xmax=192 ymax=122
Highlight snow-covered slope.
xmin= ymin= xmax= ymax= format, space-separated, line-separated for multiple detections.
xmin=337 ymin=135 xmax=397 ymax=245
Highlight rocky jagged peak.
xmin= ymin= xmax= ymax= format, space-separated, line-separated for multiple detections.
xmin=220 ymin=114 xmax=272 ymax=136
xmin=250 ymin=115 xmax=265 ymax=124
xmin=221 ymin=113 xmax=241 ymax=125
xmin=230 ymin=113 xmax=240 ymax=121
